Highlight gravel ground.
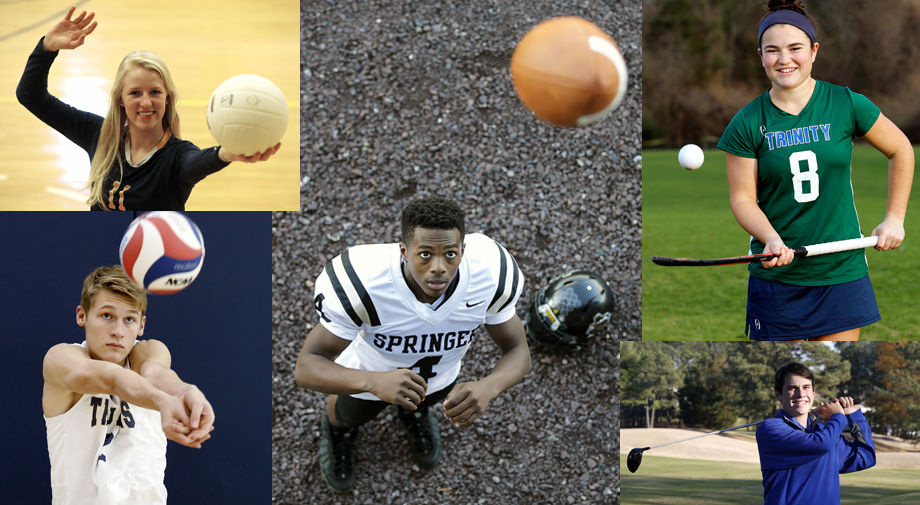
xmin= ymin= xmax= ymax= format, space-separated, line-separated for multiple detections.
xmin=272 ymin=1 xmax=641 ymax=503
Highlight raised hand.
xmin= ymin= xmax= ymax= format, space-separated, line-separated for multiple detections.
xmin=817 ymin=399 xmax=844 ymax=420
xmin=218 ymin=142 xmax=282 ymax=163
xmin=44 ymin=7 xmax=98 ymax=52
xmin=835 ymin=396 xmax=861 ymax=415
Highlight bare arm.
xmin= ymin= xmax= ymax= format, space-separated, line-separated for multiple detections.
xmin=42 ymin=343 xmax=194 ymax=445
xmin=293 ymin=323 xmax=428 ymax=410
xmin=862 ymin=114 xmax=914 ymax=250
xmin=129 ymin=339 xmax=194 ymax=396
xmin=443 ymin=314 xmax=532 ymax=427
xmin=43 ymin=343 xmax=175 ymax=414
xmin=130 ymin=340 xmax=214 ymax=446
xmin=726 ymin=152 xmax=794 ymax=268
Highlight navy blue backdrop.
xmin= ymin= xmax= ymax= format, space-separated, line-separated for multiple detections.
xmin=0 ymin=212 xmax=270 ymax=503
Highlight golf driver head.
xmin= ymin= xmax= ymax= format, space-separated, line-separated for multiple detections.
xmin=626 ymin=447 xmax=647 ymax=473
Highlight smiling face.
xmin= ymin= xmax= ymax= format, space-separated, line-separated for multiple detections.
xmin=759 ymin=23 xmax=818 ymax=91
xmin=119 ymin=66 xmax=168 ymax=137
xmin=400 ymin=227 xmax=464 ymax=304
xmin=76 ymin=289 xmax=145 ymax=366
xmin=776 ymin=372 xmax=815 ymax=421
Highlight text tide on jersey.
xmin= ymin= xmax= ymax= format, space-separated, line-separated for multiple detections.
xmin=89 ymin=396 xmax=136 ymax=428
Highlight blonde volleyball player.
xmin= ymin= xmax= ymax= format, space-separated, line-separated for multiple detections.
xmin=16 ymin=7 xmax=281 ymax=210
xmin=43 ymin=265 xmax=215 ymax=504
xmin=294 ymin=196 xmax=532 ymax=493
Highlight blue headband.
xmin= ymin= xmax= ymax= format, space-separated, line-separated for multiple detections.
xmin=758 ymin=10 xmax=817 ymax=46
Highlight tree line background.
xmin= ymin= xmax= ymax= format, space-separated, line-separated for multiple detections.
xmin=643 ymin=0 xmax=920 ymax=147
xmin=621 ymin=342 xmax=920 ymax=441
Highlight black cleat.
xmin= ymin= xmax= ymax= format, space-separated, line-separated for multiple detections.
xmin=397 ymin=405 xmax=442 ymax=468
xmin=318 ymin=414 xmax=357 ymax=493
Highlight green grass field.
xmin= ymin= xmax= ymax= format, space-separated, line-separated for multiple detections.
xmin=642 ymin=145 xmax=920 ymax=340
xmin=620 ymin=454 xmax=920 ymax=505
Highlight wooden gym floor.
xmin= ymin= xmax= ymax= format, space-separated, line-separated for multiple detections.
xmin=0 ymin=0 xmax=299 ymax=210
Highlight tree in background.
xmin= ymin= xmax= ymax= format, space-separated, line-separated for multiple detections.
xmin=678 ymin=345 xmax=740 ymax=429
xmin=869 ymin=342 xmax=920 ymax=441
xmin=836 ymin=342 xmax=879 ymax=402
xmin=621 ymin=342 xmax=683 ymax=428
xmin=675 ymin=342 xmax=847 ymax=429
xmin=622 ymin=342 xmax=920 ymax=439
xmin=622 ymin=342 xmax=850 ymax=430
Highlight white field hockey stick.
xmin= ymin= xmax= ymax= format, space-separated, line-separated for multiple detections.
xmin=651 ymin=236 xmax=879 ymax=267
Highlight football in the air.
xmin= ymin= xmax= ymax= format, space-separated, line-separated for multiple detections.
xmin=510 ymin=16 xmax=628 ymax=128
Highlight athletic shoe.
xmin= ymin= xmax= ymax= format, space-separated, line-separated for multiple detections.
xmin=396 ymin=405 xmax=441 ymax=468
xmin=318 ymin=414 xmax=357 ymax=493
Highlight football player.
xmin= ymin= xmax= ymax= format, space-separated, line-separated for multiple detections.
xmin=294 ymin=195 xmax=532 ymax=493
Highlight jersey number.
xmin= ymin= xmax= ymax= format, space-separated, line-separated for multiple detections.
xmin=789 ymin=150 xmax=819 ymax=203
xmin=408 ymin=356 xmax=442 ymax=382
xmin=314 ymin=294 xmax=331 ymax=322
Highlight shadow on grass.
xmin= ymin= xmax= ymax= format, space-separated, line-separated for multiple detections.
xmin=621 ymin=454 xmax=920 ymax=505
xmin=620 ymin=454 xmax=763 ymax=505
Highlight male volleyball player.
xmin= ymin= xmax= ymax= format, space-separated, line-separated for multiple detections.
xmin=294 ymin=195 xmax=532 ymax=493
xmin=43 ymin=265 xmax=214 ymax=504
xmin=756 ymin=363 xmax=875 ymax=505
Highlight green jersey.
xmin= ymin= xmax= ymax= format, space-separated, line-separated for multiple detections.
xmin=718 ymin=80 xmax=880 ymax=286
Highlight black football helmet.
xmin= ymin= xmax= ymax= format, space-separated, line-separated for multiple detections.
xmin=525 ymin=270 xmax=615 ymax=346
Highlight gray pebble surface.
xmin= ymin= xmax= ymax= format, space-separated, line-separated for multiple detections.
xmin=272 ymin=1 xmax=641 ymax=503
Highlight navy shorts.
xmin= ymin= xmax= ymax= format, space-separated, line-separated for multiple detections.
xmin=334 ymin=381 xmax=456 ymax=428
xmin=746 ymin=274 xmax=880 ymax=340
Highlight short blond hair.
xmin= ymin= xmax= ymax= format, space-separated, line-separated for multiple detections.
xmin=80 ymin=265 xmax=147 ymax=315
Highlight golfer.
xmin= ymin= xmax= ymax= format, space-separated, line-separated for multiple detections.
xmin=756 ymin=363 xmax=875 ymax=505
xmin=717 ymin=0 xmax=914 ymax=340
xmin=16 ymin=7 xmax=281 ymax=211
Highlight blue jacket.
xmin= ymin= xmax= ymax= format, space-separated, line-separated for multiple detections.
xmin=756 ymin=409 xmax=875 ymax=505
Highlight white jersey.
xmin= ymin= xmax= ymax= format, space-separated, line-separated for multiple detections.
xmin=45 ymin=342 xmax=167 ymax=505
xmin=314 ymin=233 xmax=523 ymax=400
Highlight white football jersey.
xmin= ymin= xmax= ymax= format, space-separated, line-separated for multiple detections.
xmin=45 ymin=343 xmax=167 ymax=505
xmin=314 ymin=233 xmax=523 ymax=400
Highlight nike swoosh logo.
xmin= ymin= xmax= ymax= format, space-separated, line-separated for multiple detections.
xmin=466 ymin=300 xmax=484 ymax=308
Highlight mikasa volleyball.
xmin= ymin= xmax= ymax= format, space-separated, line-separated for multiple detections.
xmin=119 ymin=212 xmax=205 ymax=294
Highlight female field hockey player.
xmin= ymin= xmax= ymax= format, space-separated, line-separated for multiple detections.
xmin=717 ymin=0 xmax=914 ymax=341
xmin=17 ymin=7 xmax=281 ymax=210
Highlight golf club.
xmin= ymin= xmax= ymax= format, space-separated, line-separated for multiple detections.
xmin=651 ymin=236 xmax=878 ymax=267
xmin=626 ymin=420 xmax=763 ymax=473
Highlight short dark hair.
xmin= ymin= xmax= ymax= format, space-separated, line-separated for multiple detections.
xmin=774 ymin=362 xmax=814 ymax=393
xmin=400 ymin=196 xmax=465 ymax=242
